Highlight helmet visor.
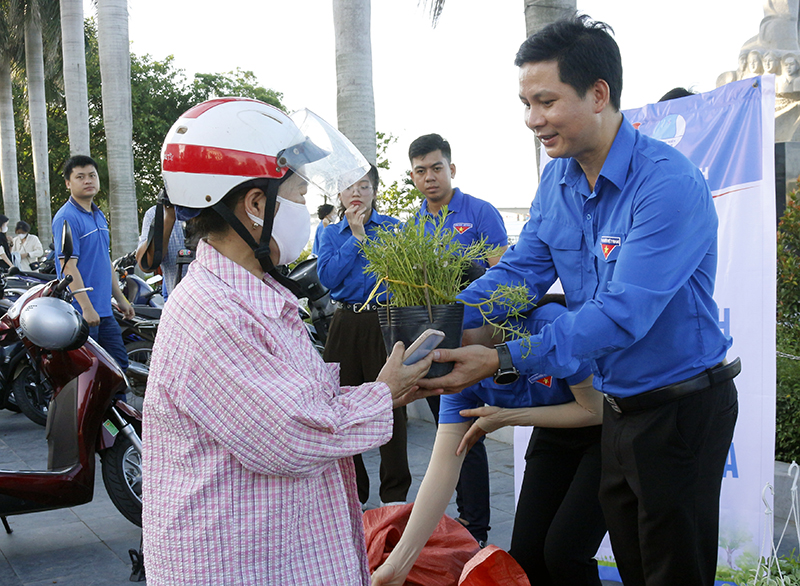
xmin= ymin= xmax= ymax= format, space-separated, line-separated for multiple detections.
xmin=279 ymin=109 xmax=370 ymax=197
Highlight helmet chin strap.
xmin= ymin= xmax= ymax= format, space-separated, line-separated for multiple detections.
xmin=211 ymin=178 xmax=302 ymax=297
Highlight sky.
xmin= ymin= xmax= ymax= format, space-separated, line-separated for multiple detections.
xmin=86 ymin=0 xmax=768 ymax=211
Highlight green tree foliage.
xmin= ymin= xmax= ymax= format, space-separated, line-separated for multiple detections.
xmin=375 ymin=130 xmax=422 ymax=220
xmin=777 ymin=187 xmax=800 ymax=462
xmin=6 ymin=18 xmax=284 ymax=236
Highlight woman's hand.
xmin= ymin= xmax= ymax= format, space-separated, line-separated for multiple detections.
xmin=345 ymin=203 xmax=368 ymax=241
xmin=377 ymin=342 xmax=442 ymax=408
xmin=456 ymin=406 xmax=504 ymax=456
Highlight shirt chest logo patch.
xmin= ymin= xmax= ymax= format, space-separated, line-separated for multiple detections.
xmin=528 ymin=374 xmax=552 ymax=387
xmin=453 ymin=222 xmax=473 ymax=234
xmin=601 ymin=236 xmax=621 ymax=260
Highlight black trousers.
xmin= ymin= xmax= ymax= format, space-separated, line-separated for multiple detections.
xmin=599 ymin=379 xmax=738 ymax=586
xmin=426 ymin=395 xmax=491 ymax=542
xmin=509 ymin=425 xmax=606 ymax=586
xmin=323 ymin=307 xmax=411 ymax=504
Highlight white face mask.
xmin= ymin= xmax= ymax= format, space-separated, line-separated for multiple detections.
xmin=247 ymin=196 xmax=310 ymax=266
xmin=1 ymin=225 xmax=7 ymax=234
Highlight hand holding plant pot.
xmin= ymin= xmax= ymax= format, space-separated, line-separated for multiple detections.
xmin=361 ymin=211 xmax=532 ymax=377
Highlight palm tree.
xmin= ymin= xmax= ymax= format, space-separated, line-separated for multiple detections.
xmin=60 ymin=0 xmax=91 ymax=156
xmin=332 ymin=0 xmax=376 ymax=164
xmin=95 ymin=0 xmax=138 ymax=257
xmin=0 ymin=5 xmax=21 ymax=225
xmin=21 ymin=0 xmax=59 ymax=244
xmin=523 ymin=0 xmax=576 ymax=37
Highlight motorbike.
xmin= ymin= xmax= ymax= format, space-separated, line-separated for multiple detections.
xmin=0 ymin=221 xmax=143 ymax=530
xmin=286 ymin=256 xmax=335 ymax=351
xmin=113 ymin=302 xmax=160 ymax=398
xmin=113 ymin=251 xmax=164 ymax=308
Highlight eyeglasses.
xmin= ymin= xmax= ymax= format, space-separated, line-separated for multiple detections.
xmin=343 ymin=183 xmax=374 ymax=194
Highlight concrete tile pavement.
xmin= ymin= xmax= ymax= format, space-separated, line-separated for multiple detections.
xmin=0 ymin=410 xmax=141 ymax=586
xmin=0 ymin=403 xmax=793 ymax=585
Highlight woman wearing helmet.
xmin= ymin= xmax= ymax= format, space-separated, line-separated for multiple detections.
xmin=142 ymin=98 xmax=438 ymax=586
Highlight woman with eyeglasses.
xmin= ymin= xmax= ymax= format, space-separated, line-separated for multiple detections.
xmin=317 ymin=165 xmax=410 ymax=509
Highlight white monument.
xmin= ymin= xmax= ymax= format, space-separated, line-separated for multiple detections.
xmin=717 ymin=0 xmax=800 ymax=141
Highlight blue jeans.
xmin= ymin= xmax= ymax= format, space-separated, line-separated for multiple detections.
xmin=89 ymin=316 xmax=128 ymax=376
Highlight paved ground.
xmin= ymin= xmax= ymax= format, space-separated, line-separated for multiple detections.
xmin=0 ymin=405 xmax=794 ymax=585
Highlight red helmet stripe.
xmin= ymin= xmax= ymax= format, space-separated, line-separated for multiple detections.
xmin=181 ymin=97 xmax=265 ymax=119
xmin=162 ymin=143 xmax=284 ymax=178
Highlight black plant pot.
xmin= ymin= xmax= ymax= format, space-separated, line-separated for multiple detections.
xmin=378 ymin=303 xmax=464 ymax=378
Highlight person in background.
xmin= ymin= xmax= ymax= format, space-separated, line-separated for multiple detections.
xmin=142 ymin=98 xmax=438 ymax=586
xmin=317 ymin=165 xmax=410 ymax=508
xmin=312 ymin=203 xmax=336 ymax=255
xmin=372 ymin=298 xmax=606 ymax=586
xmin=136 ymin=200 xmax=185 ymax=301
xmin=52 ymin=155 xmax=134 ymax=376
xmin=11 ymin=221 xmax=44 ymax=272
xmin=407 ymin=133 xmax=508 ymax=545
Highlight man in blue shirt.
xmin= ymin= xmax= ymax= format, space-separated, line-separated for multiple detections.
xmin=420 ymin=16 xmax=739 ymax=586
xmin=409 ymin=133 xmax=508 ymax=545
xmin=53 ymin=155 xmax=135 ymax=377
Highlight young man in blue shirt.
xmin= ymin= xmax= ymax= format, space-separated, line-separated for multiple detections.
xmin=408 ymin=133 xmax=508 ymax=545
xmin=419 ymin=16 xmax=739 ymax=586
xmin=53 ymin=155 xmax=135 ymax=376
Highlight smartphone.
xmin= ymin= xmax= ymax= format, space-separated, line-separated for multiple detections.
xmin=402 ymin=329 xmax=446 ymax=366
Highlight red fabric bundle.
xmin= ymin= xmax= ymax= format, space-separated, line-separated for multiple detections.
xmin=364 ymin=504 xmax=480 ymax=586
xmin=458 ymin=544 xmax=531 ymax=586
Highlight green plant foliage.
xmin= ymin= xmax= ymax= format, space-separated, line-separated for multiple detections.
xmin=777 ymin=186 xmax=800 ymax=462
xmin=360 ymin=210 xmax=533 ymax=344
xmin=726 ymin=551 xmax=800 ymax=585
xmin=361 ymin=209 xmax=501 ymax=307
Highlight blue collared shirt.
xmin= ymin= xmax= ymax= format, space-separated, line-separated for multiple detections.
xmin=316 ymin=210 xmax=400 ymax=304
xmin=459 ymin=117 xmax=731 ymax=397
xmin=417 ymin=188 xmax=508 ymax=267
xmin=440 ymin=303 xmax=592 ymax=424
xmin=52 ymin=197 xmax=113 ymax=317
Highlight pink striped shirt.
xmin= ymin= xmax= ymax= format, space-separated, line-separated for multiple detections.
xmin=142 ymin=240 xmax=393 ymax=585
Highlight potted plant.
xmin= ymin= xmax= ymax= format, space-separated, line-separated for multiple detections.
xmin=360 ymin=210 xmax=531 ymax=377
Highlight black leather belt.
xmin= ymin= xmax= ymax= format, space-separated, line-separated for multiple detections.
xmin=335 ymin=301 xmax=378 ymax=312
xmin=604 ymin=357 xmax=741 ymax=414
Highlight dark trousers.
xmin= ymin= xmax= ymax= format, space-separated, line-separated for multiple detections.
xmin=426 ymin=395 xmax=491 ymax=542
xmin=323 ymin=308 xmax=411 ymax=504
xmin=599 ymin=379 xmax=738 ymax=586
xmin=90 ymin=316 xmax=128 ymax=400
xmin=509 ymin=425 xmax=605 ymax=586
xmin=90 ymin=316 xmax=129 ymax=372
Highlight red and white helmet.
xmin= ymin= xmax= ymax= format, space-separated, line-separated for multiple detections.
xmin=161 ymin=98 xmax=368 ymax=210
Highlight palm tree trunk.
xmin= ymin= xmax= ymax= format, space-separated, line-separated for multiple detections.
xmin=333 ymin=0 xmax=376 ymax=165
xmin=0 ymin=60 xmax=20 ymax=226
xmin=60 ymin=0 xmax=90 ymax=156
xmin=96 ymin=0 xmax=138 ymax=258
xmin=24 ymin=6 xmax=51 ymax=243
xmin=523 ymin=0 xmax=576 ymax=37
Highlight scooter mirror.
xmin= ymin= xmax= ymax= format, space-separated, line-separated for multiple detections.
xmin=60 ymin=220 xmax=74 ymax=271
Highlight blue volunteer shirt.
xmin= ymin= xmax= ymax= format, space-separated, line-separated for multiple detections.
xmin=417 ymin=188 xmax=508 ymax=266
xmin=311 ymin=221 xmax=327 ymax=256
xmin=459 ymin=116 xmax=731 ymax=398
xmin=316 ymin=210 xmax=400 ymax=305
xmin=52 ymin=197 xmax=114 ymax=317
xmin=440 ymin=303 xmax=592 ymax=424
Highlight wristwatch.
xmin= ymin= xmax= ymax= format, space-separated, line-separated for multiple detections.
xmin=493 ymin=343 xmax=520 ymax=385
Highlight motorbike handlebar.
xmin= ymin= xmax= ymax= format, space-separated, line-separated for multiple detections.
xmin=53 ymin=274 xmax=74 ymax=297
